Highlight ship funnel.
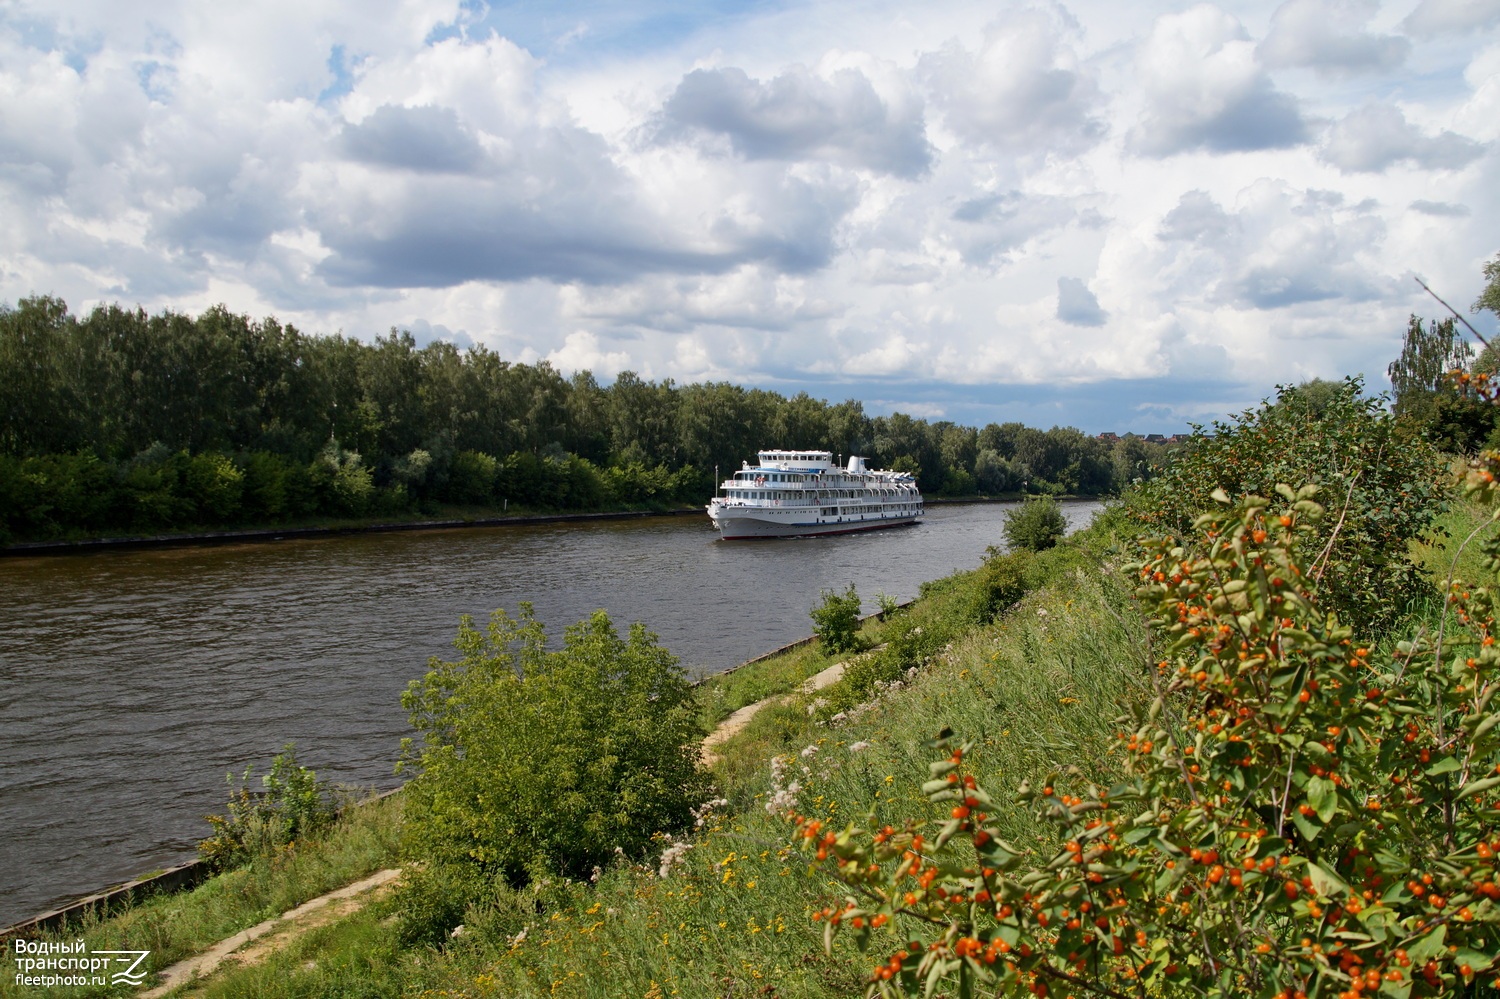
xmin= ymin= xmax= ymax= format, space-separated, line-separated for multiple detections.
xmin=847 ymin=455 xmax=867 ymax=473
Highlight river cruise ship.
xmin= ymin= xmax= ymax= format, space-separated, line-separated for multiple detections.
xmin=707 ymin=449 xmax=924 ymax=539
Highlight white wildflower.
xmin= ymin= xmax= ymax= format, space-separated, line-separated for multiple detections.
xmin=658 ymin=839 xmax=694 ymax=878
xmin=849 ymin=741 xmax=872 ymax=753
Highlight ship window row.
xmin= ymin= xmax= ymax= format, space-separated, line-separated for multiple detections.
xmin=727 ymin=489 xmax=923 ymax=506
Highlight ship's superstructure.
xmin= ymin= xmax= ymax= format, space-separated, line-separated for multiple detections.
xmin=706 ymin=449 xmax=923 ymax=539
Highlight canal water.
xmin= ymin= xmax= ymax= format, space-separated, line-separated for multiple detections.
xmin=0 ymin=500 xmax=1100 ymax=926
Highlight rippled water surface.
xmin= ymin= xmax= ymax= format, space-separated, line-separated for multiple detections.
xmin=0 ymin=501 xmax=1099 ymax=925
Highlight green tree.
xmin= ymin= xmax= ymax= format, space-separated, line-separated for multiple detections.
xmin=810 ymin=583 xmax=863 ymax=654
xmin=1474 ymin=251 xmax=1500 ymax=319
xmin=1002 ymin=495 xmax=1067 ymax=551
xmin=1388 ymin=315 xmax=1472 ymax=424
xmin=398 ymin=605 xmax=708 ymax=939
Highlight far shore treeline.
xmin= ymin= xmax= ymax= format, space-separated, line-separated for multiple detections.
xmin=0 ymin=296 xmax=1171 ymax=543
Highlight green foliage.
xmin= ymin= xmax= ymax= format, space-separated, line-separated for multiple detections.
xmin=397 ymin=605 xmax=709 ymax=943
xmin=1475 ymin=252 xmax=1500 ymax=319
xmin=0 ymin=296 xmax=1175 ymax=542
xmin=811 ymin=584 xmax=863 ymax=654
xmin=198 ymin=743 xmax=334 ymax=871
xmin=1002 ymin=495 xmax=1067 ymax=552
xmin=1389 ymin=315 xmax=1473 ymax=423
xmin=801 ymin=490 xmax=1500 ymax=999
xmin=1134 ymin=377 xmax=1447 ymax=633
xmin=970 ymin=548 xmax=1036 ymax=622
xmin=1388 ymin=312 xmax=1498 ymax=453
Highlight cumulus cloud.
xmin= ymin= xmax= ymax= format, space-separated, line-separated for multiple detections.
xmin=656 ymin=65 xmax=931 ymax=177
xmin=917 ymin=9 xmax=1103 ymax=152
xmin=340 ymin=104 xmax=485 ymax=173
xmin=1320 ymin=102 xmax=1486 ymax=172
xmin=1158 ymin=190 xmax=1235 ymax=242
xmin=944 ymin=190 xmax=1083 ymax=267
xmin=1409 ymin=199 xmax=1472 ymax=216
xmin=545 ymin=330 xmax=632 ymax=378
xmin=1155 ymin=183 xmax=1390 ymax=309
xmin=311 ymin=151 xmax=855 ymax=287
xmin=1131 ymin=5 xmax=1308 ymax=156
xmin=1056 ymin=277 xmax=1107 ymax=326
xmin=1143 ymin=183 xmax=1396 ymax=322
xmin=1259 ymin=0 xmax=1409 ymax=76
xmin=1402 ymin=0 xmax=1500 ymax=37
xmin=302 ymin=34 xmax=869 ymax=288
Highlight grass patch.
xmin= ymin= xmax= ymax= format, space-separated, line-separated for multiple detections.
xmin=0 ymin=793 xmax=402 ymax=998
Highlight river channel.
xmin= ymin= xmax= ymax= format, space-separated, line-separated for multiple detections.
xmin=0 ymin=500 xmax=1100 ymax=926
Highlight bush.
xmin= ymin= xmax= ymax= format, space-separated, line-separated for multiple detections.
xmin=798 ymin=489 xmax=1500 ymax=998
xmin=1133 ymin=377 xmax=1447 ymax=633
xmin=198 ymin=743 xmax=334 ymax=871
xmin=970 ymin=548 xmax=1035 ymax=621
xmin=811 ymin=583 xmax=863 ymax=654
xmin=1002 ymin=495 xmax=1066 ymax=552
xmin=397 ymin=605 xmax=709 ymax=943
xmin=448 ymin=450 xmax=501 ymax=504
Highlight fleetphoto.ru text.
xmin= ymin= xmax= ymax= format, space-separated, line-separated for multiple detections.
xmin=11 ymin=939 xmax=150 ymax=989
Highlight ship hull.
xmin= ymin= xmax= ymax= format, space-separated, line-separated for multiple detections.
xmin=708 ymin=510 xmax=921 ymax=540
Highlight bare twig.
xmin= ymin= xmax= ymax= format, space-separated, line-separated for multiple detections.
xmin=1312 ymin=468 xmax=1362 ymax=583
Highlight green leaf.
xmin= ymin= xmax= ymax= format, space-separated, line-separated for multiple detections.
xmin=1378 ymin=977 xmax=1412 ymax=999
xmin=1306 ymin=776 xmax=1338 ymax=823
xmin=1455 ymin=948 xmax=1496 ymax=972
xmin=1290 ymin=811 xmax=1322 ymax=843
xmin=1306 ymin=861 xmax=1348 ymax=897
xmin=1456 ymin=774 xmax=1500 ymax=802
xmin=1424 ymin=755 xmax=1462 ymax=776
xmin=1407 ymin=924 xmax=1447 ymax=964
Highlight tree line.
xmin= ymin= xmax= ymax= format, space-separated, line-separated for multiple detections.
xmin=0 ymin=296 xmax=1172 ymax=542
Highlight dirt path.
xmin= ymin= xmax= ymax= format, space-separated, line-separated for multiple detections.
xmin=147 ymin=662 xmax=851 ymax=993
xmin=141 ymin=869 xmax=400 ymax=997
xmin=699 ymin=658 xmax=848 ymax=765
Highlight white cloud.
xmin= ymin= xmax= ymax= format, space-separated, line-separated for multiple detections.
xmin=545 ymin=330 xmax=632 ymax=378
xmin=1056 ymin=276 xmax=1107 ymax=325
xmin=1259 ymin=0 xmax=1409 ymax=76
xmin=1130 ymin=5 xmax=1308 ymax=156
xmin=917 ymin=9 xmax=1103 ymax=153
xmin=1402 ymin=0 xmax=1500 ymax=37
xmin=1320 ymin=102 xmax=1486 ymax=172
xmin=654 ymin=63 xmax=932 ymax=177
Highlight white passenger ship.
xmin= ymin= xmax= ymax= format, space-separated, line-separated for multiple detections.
xmin=707 ymin=449 xmax=924 ymax=539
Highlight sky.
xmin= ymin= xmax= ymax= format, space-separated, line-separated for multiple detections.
xmin=1 ymin=0 xmax=1497 ymax=433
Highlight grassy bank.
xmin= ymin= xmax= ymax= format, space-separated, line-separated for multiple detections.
xmin=0 ymin=795 xmax=402 ymax=999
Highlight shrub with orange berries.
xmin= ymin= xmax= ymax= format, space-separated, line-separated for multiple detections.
xmin=789 ymin=489 xmax=1500 ymax=998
